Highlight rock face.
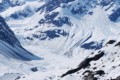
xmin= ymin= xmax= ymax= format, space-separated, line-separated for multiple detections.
xmin=0 ymin=16 xmax=19 ymax=45
xmin=0 ymin=16 xmax=40 ymax=60
xmin=61 ymin=51 xmax=104 ymax=77
xmin=60 ymin=38 xmax=120 ymax=79
xmin=0 ymin=0 xmax=25 ymax=12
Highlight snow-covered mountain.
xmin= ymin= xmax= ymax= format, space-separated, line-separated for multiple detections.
xmin=17 ymin=38 xmax=120 ymax=80
xmin=0 ymin=15 xmax=40 ymax=60
xmin=1 ymin=0 xmax=120 ymax=80
xmin=0 ymin=15 xmax=42 ymax=79
xmin=1 ymin=0 xmax=120 ymax=56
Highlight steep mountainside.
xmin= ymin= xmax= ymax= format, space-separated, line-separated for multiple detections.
xmin=0 ymin=15 xmax=40 ymax=60
xmin=1 ymin=0 xmax=120 ymax=80
xmin=1 ymin=0 xmax=120 ymax=56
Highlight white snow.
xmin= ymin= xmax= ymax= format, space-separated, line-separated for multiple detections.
xmin=0 ymin=0 xmax=120 ymax=80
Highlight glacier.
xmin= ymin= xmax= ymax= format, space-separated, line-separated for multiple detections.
xmin=0 ymin=0 xmax=120 ymax=80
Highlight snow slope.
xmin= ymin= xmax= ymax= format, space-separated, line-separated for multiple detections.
xmin=3 ymin=5 xmax=120 ymax=57
xmin=7 ymin=38 xmax=120 ymax=80
xmin=1 ymin=0 xmax=120 ymax=80
xmin=0 ymin=16 xmax=40 ymax=60
xmin=0 ymin=15 xmax=42 ymax=80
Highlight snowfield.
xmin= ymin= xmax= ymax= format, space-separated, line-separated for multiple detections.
xmin=1 ymin=0 xmax=120 ymax=80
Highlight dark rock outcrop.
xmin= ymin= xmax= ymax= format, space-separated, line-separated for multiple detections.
xmin=61 ymin=51 xmax=105 ymax=77
xmin=83 ymin=70 xmax=105 ymax=80
xmin=94 ymin=70 xmax=105 ymax=76
xmin=115 ymin=42 xmax=120 ymax=46
xmin=31 ymin=67 xmax=38 ymax=72
xmin=112 ymin=76 xmax=120 ymax=80
xmin=106 ymin=40 xmax=116 ymax=45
